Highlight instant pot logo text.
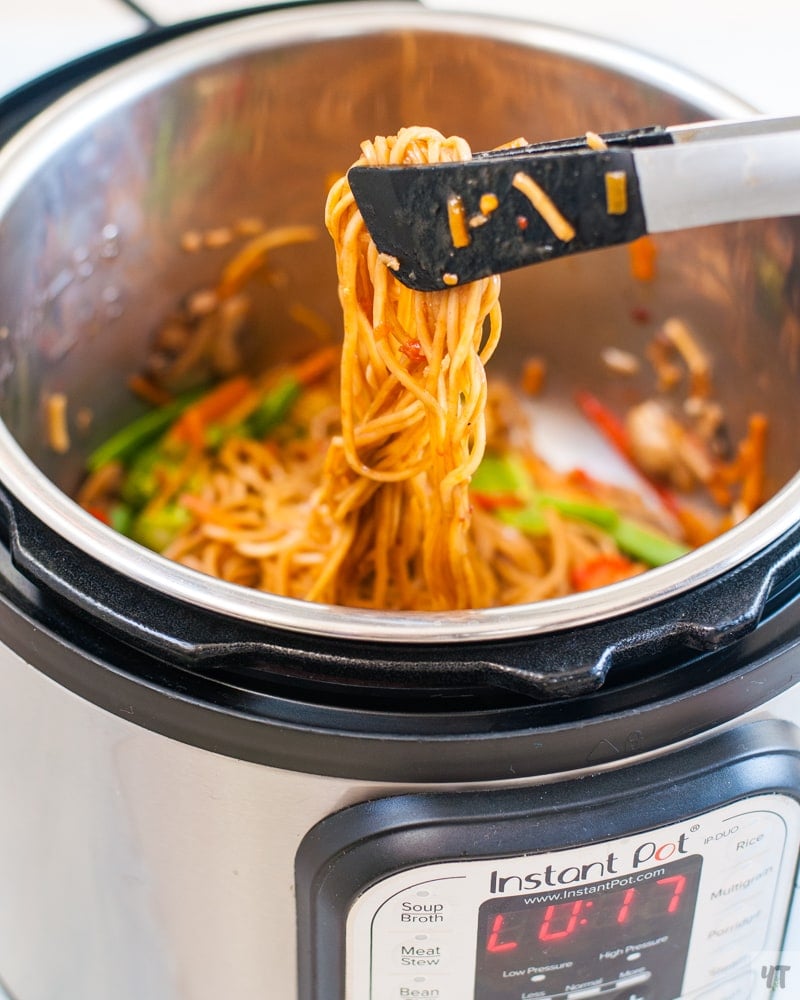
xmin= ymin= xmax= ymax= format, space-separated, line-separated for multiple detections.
xmin=489 ymin=834 xmax=690 ymax=893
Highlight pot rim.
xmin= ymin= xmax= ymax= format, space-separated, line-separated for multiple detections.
xmin=0 ymin=0 xmax=792 ymax=645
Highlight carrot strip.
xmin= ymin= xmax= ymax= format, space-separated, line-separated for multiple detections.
xmin=571 ymin=553 xmax=643 ymax=592
xmin=575 ymin=390 xmax=629 ymax=455
xmin=169 ymin=375 xmax=253 ymax=446
xmin=471 ymin=490 xmax=525 ymax=512
xmin=629 ymin=235 xmax=657 ymax=282
xmin=575 ymin=389 xmax=682 ymax=517
xmin=740 ymin=413 xmax=769 ymax=513
xmin=674 ymin=506 xmax=724 ymax=547
xmin=291 ymin=345 xmax=339 ymax=385
xmin=85 ymin=505 xmax=112 ymax=526
xmin=708 ymin=412 xmax=769 ymax=516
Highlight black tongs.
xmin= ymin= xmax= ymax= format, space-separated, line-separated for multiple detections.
xmin=347 ymin=115 xmax=800 ymax=291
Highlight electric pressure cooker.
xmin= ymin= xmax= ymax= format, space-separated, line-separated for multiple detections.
xmin=1 ymin=4 xmax=799 ymax=999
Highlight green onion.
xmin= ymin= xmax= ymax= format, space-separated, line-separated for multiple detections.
xmin=471 ymin=452 xmax=532 ymax=496
xmin=539 ymin=494 xmax=618 ymax=529
xmin=119 ymin=443 xmax=172 ymax=508
xmin=498 ymin=506 xmax=547 ymax=534
xmin=472 ymin=452 xmax=691 ymax=568
xmin=86 ymin=387 xmax=205 ymax=472
xmin=241 ymin=375 xmax=302 ymax=438
xmin=611 ymin=517 xmax=691 ymax=566
xmin=130 ymin=504 xmax=192 ymax=552
xmin=205 ymin=375 xmax=303 ymax=448
xmin=88 ymin=372 xmax=302 ymax=476
xmin=109 ymin=504 xmax=135 ymax=536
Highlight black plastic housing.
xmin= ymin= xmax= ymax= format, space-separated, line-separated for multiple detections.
xmin=295 ymin=719 xmax=800 ymax=999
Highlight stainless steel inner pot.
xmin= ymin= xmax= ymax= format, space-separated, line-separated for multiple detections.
xmin=0 ymin=1 xmax=798 ymax=644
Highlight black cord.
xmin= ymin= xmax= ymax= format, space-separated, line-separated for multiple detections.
xmin=112 ymin=0 xmax=160 ymax=28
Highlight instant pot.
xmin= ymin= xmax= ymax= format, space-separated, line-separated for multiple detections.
xmin=1 ymin=4 xmax=800 ymax=998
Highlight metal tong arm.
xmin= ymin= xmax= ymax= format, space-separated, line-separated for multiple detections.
xmin=347 ymin=115 xmax=800 ymax=291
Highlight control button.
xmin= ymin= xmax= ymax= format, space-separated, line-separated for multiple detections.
xmin=560 ymin=974 xmax=653 ymax=1000
xmin=395 ymin=980 xmax=448 ymax=998
xmin=392 ymin=937 xmax=449 ymax=973
xmin=377 ymin=884 xmax=459 ymax=932
xmin=720 ymin=813 xmax=785 ymax=863
xmin=692 ymin=969 xmax=756 ymax=999
xmin=702 ymin=811 xmax=778 ymax=858
xmin=553 ymin=972 xmax=654 ymax=1000
xmin=397 ymin=903 xmax=448 ymax=924
xmin=703 ymin=948 xmax=751 ymax=981
xmin=706 ymin=859 xmax=776 ymax=903
xmin=615 ymin=971 xmax=652 ymax=990
xmin=705 ymin=903 xmax=766 ymax=947
xmin=729 ymin=831 xmax=766 ymax=856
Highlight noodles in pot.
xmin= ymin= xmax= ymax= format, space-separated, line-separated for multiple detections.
xmin=77 ymin=127 xmax=767 ymax=610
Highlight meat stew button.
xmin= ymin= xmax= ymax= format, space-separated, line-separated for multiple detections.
xmin=394 ymin=939 xmax=448 ymax=971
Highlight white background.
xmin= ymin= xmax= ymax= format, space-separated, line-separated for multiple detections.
xmin=1 ymin=0 xmax=800 ymax=112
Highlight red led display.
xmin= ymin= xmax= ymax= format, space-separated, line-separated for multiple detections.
xmin=484 ymin=874 xmax=689 ymax=953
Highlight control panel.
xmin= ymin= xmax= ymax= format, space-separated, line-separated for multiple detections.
xmin=345 ymin=796 xmax=797 ymax=999
xmin=295 ymin=721 xmax=800 ymax=1000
